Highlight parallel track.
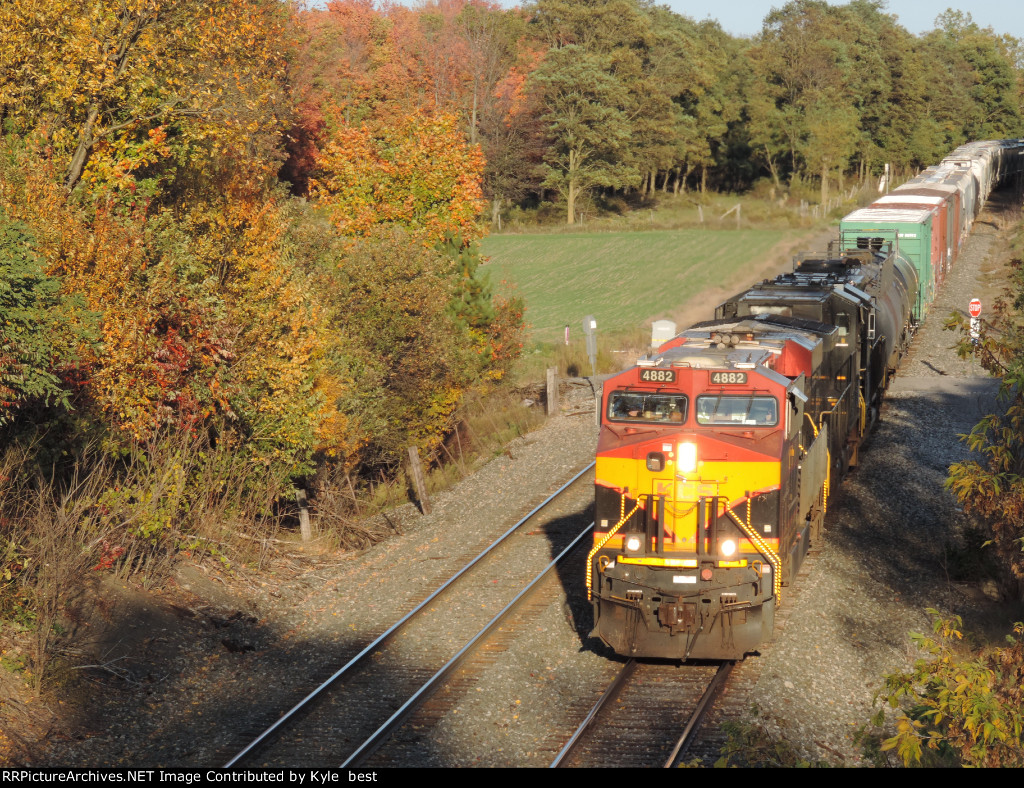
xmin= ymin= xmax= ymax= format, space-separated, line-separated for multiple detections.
xmin=225 ymin=462 xmax=595 ymax=767
xmin=344 ymin=524 xmax=592 ymax=766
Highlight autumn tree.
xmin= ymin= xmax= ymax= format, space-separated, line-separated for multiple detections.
xmin=0 ymin=0 xmax=290 ymax=195
xmin=870 ymin=614 xmax=1024 ymax=767
xmin=310 ymin=112 xmax=485 ymax=244
xmin=313 ymin=228 xmax=473 ymax=466
xmin=0 ymin=157 xmax=234 ymax=444
xmin=439 ymin=3 xmax=537 ymax=225
xmin=0 ymin=1 xmax=342 ymax=469
xmin=478 ymin=55 xmax=545 ymax=227
xmin=450 ymin=2 xmax=527 ymax=146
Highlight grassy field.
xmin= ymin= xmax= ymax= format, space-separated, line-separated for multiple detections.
xmin=481 ymin=228 xmax=795 ymax=344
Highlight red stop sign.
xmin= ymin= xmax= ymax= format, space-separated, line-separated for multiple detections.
xmin=969 ymin=298 xmax=982 ymax=318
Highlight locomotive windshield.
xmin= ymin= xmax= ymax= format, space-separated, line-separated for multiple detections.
xmin=696 ymin=394 xmax=778 ymax=426
xmin=607 ymin=391 xmax=688 ymax=423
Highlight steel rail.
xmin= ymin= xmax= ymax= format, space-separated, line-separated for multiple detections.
xmin=341 ymin=521 xmax=594 ymax=767
xmin=663 ymin=661 xmax=734 ymax=768
xmin=549 ymin=659 xmax=637 ymax=768
xmin=225 ymin=461 xmax=596 ymax=768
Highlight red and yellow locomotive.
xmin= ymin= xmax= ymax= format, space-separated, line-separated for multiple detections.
xmin=588 ymin=243 xmax=916 ymax=659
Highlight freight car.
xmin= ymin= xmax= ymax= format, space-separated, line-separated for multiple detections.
xmin=841 ymin=139 xmax=1024 ymax=322
xmin=587 ymin=140 xmax=1024 ymax=661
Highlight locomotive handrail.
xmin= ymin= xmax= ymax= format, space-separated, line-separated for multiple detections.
xmin=586 ymin=493 xmax=642 ymax=601
xmin=724 ymin=497 xmax=782 ymax=603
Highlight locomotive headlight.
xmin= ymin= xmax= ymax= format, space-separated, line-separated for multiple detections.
xmin=677 ymin=442 xmax=698 ymax=473
xmin=720 ymin=538 xmax=738 ymax=557
xmin=624 ymin=535 xmax=643 ymax=554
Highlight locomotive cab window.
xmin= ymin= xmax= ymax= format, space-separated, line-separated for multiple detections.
xmin=607 ymin=392 xmax=688 ymax=423
xmin=696 ymin=394 xmax=778 ymax=426
xmin=835 ymin=313 xmax=851 ymax=347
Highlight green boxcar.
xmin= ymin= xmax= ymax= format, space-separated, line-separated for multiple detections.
xmin=840 ymin=206 xmax=937 ymax=320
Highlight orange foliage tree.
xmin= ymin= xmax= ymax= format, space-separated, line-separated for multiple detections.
xmin=311 ymin=113 xmax=485 ymax=244
xmin=180 ymin=183 xmax=361 ymax=469
xmin=0 ymin=148 xmax=235 ymax=442
xmin=286 ymin=0 xmax=533 ymax=214
xmin=0 ymin=0 xmax=523 ymax=491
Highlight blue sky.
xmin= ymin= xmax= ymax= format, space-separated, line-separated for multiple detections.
xmin=661 ymin=1 xmax=1023 ymax=39
xmin=311 ymin=1 xmax=1024 ymax=40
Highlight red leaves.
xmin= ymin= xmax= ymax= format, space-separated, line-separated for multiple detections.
xmin=91 ymin=540 xmax=126 ymax=572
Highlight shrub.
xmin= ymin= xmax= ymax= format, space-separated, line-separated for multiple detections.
xmin=869 ymin=612 xmax=1024 ymax=767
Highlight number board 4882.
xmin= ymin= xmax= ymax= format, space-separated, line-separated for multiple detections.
xmin=639 ymin=368 xmax=677 ymax=383
xmin=710 ymin=371 xmax=748 ymax=385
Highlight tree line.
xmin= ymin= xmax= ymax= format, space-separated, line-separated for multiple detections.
xmin=1 ymin=0 xmax=1023 ymax=558
xmin=307 ymin=0 xmax=1020 ymax=224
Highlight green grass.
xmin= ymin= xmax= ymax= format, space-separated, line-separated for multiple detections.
xmin=481 ymin=228 xmax=793 ymax=343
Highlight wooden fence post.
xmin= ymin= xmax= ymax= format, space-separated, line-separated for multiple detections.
xmin=295 ymin=488 xmax=312 ymax=542
xmin=407 ymin=446 xmax=432 ymax=515
xmin=546 ymin=366 xmax=559 ymax=416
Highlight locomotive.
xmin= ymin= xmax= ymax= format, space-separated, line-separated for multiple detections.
xmin=587 ymin=139 xmax=1024 ymax=661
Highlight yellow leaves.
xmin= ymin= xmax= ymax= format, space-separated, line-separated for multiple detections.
xmin=312 ymin=111 xmax=485 ymax=245
xmin=881 ymin=715 xmax=925 ymax=763
xmin=180 ymin=190 xmax=357 ymax=466
xmin=3 ymin=0 xmax=290 ymax=194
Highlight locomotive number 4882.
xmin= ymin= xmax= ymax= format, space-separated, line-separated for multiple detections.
xmin=639 ymin=369 xmax=677 ymax=383
xmin=710 ymin=371 xmax=748 ymax=384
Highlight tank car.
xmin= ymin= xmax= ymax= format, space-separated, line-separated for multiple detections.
xmin=588 ymin=243 xmax=915 ymax=660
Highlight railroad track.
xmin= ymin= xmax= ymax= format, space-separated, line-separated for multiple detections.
xmin=550 ymin=660 xmax=734 ymax=768
xmin=224 ymin=462 xmax=596 ymax=768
